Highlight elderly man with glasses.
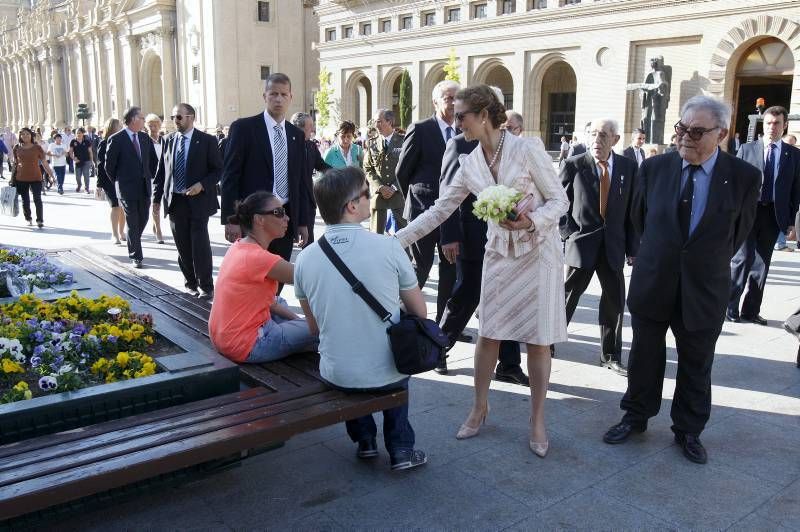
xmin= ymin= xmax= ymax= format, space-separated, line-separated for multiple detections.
xmin=603 ymin=95 xmax=759 ymax=464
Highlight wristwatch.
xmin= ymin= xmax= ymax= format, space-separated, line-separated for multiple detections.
xmin=526 ymin=218 xmax=536 ymax=233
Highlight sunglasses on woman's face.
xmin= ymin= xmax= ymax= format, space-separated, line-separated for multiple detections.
xmin=256 ymin=207 xmax=287 ymax=218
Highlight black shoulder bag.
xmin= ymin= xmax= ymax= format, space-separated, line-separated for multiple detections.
xmin=318 ymin=235 xmax=448 ymax=375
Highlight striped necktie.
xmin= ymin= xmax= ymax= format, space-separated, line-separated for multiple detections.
xmin=173 ymin=134 xmax=187 ymax=193
xmin=273 ymin=124 xmax=289 ymax=202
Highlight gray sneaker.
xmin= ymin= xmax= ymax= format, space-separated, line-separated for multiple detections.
xmin=390 ymin=449 xmax=427 ymax=471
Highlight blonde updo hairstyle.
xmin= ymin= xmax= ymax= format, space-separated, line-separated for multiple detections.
xmin=455 ymin=84 xmax=507 ymax=129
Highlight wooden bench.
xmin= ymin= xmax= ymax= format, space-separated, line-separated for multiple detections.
xmin=0 ymin=248 xmax=409 ymax=521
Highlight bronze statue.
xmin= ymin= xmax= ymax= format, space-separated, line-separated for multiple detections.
xmin=627 ymin=56 xmax=671 ymax=144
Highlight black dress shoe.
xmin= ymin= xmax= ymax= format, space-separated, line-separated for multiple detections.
xmin=550 ymin=344 xmax=555 ymax=358
xmin=433 ymin=359 xmax=448 ymax=375
xmin=674 ymin=432 xmax=707 ymax=464
xmin=456 ymin=332 xmax=472 ymax=343
xmin=494 ymin=365 xmax=529 ymax=386
xmin=186 ymin=287 xmax=200 ymax=297
xmin=601 ymin=360 xmax=628 ymax=377
xmin=726 ymin=309 xmax=740 ymax=322
xmin=390 ymin=449 xmax=427 ymax=471
xmin=198 ymin=289 xmax=214 ymax=301
xmin=603 ymin=421 xmax=645 ymax=444
xmin=356 ymin=438 xmax=378 ymax=459
xmin=131 ymin=260 xmax=143 ymax=269
xmin=741 ymin=314 xmax=768 ymax=326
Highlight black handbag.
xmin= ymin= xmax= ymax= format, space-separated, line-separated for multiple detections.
xmin=318 ymin=235 xmax=448 ymax=375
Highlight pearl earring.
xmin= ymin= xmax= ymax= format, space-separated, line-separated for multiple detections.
xmin=482 ymin=120 xmax=486 ymax=125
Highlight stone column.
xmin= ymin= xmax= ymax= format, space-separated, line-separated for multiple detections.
xmin=40 ymin=53 xmax=54 ymax=127
xmin=0 ymin=63 xmax=7 ymax=127
xmin=50 ymin=45 xmax=66 ymax=128
xmin=118 ymin=33 xmax=140 ymax=109
xmin=92 ymin=33 xmax=110 ymax=124
xmin=22 ymin=59 xmax=34 ymax=126
xmin=11 ymin=59 xmax=23 ymax=127
xmin=62 ymin=39 xmax=77 ymax=122
xmin=160 ymin=28 xmax=178 ymax=116
xmin=110 ymin=28 xmax=125 ymax=116
xmin=82 ymin=36 xmax=97 ymax=123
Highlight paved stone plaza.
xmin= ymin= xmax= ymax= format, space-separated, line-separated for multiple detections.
xmin=2 ymin=173 xmax=799 ymax=531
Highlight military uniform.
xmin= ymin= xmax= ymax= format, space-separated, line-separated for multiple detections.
xmin=364 ymin=131 xmax=406 ymax=233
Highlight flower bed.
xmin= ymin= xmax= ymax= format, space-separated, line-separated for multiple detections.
xmin=0 ymin=292 xmax=160 ymax=404
xmin=0 ymin=247 xmax=74 ymax=297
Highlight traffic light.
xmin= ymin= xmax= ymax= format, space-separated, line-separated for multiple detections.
xmin=76 ymin=103 xmax=92 ymax=125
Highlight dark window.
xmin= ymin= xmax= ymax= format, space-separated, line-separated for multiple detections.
xmin=192 ymin=65 xmax=200 ymax=83
xmin=326 ymin=28 xmax=336 ymax=41
xmin=473 ymin=3 xmax=487 ymax=18
xmin=361 ymin=22 xmax=372 ymax=35
xmin=535 ymin=0 xmax=548 ymax=8
xmin=502 ymin=0 xmax=516 ymax=14
xmin=401 ymin=15 xmax=412 ymax=30
xmin=447 ymin=8 xmax=461 ymax=22
xmin=563 ymin=0 xmax=580 ymax=4
xmin=257 ymin=1 xmax=270 ymax=22
xmin=381 ymin=19 xmax=391 ymax=32
xmin=260 ymin=65 xmax=271 ymax=80
xmin=343 ymin=26 xmax=353 ymax=38
xmin=423 ymin=12 xmax=435 ymax=26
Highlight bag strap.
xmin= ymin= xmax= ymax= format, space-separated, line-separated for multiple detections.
xmin=318 ymin=235 xmax=393 ymax=322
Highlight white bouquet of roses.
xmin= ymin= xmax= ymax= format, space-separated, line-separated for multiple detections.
xmin=472 ymin=185 xmax=523 ymax=223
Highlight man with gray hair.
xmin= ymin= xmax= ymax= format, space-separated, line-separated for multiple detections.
xmin=364 ymin=108 xmax=405 ymax=233
xmin=396 ymin=79 xmax=461 ymax=354
xmin=603 ymin=95 xmax=759 ymax=464
xmin=559 ymin=118 xmax=638 ymax=376
xmin=291 ymin=111 xmax=331 ymax=244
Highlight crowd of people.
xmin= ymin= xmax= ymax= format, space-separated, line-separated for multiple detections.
xmin=3 ymin=72 xmax=799 ymax=472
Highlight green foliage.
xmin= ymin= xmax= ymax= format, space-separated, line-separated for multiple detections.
xmin=398 ymin=70 xmax=412 ymax=129
xmin=443 ymin=48 xmax=460 ymax=83
xmin=76 ymin=103 xmax=92 ymax=126
xmin=315 ymin=68 xmax=333 ymax=129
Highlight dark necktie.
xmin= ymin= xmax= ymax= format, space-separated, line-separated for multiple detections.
xmin=445 ymin=126 xmax=453 ymax=141
xmin=679 ymin=164 xmax=700 ymax=239
xmin=131 ymin=133 xmax=141 ymax=160
xmin=273 ymin=125 xmax=289 ymax=201
xmin=173 ymin=134 xmax=187 ymax=193
xmin=761 ymin=143 xmax=776 ymax=203
xmin=598 ymin=160 xmax=610 ymax=218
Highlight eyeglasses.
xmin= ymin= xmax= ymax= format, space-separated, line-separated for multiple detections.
xmin=350 ymin=187 xmax=370 ymax=202
xmin=674 ymin=122 xmax=719 ymax=141
xmin=256 ymin=207 xmax=287 ymax=218
xmin=454 ymin=111 xmax=474 ymax=122
xmin=170 ymin=114 xmax=194 ymax=121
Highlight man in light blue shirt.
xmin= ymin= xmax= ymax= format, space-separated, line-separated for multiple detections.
xmin=294 ymin=166 xmax=429 ymax=471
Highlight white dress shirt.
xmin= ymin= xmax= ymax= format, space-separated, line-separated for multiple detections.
xmin=435 ymin=115 xmax=455 ymax=143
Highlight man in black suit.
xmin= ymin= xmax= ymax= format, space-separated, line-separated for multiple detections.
xmin=291 ymin=112 xmax=330 ymax=245
xmin=623 ymin=128 xmax=646 ymax=168
xmin=727 ymin=132 xmax=741 ymax=154
xmin=438 ymin=111 xmax=528 ymax=386
xmin=105 ymin=106 xmax=159 ymax=268
xmin=221 ymin=73 xmax=308 ymax=262
xmin=728 ymin=106 xmax=800 ymax=324
xmin=561 ymin=122 xmax=591 ymax=166
xmin=153 ymin=103 xmax=222 ymax=299
xmin=560 ymin=118 xmax=638 ymax=376
xmin=396 ymin=80 xmax=460 ymax=330
xmin=603 ymin=96 xmax=759 ymax=464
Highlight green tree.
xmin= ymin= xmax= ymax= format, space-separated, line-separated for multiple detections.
xmin=398 ymin=70 xmax=412 ymax=129
xmin=76 ymin=103 xmax=92 ymax=126
xmin=315 ymin=67 xmax=333 ymax=129
xmin=443 ymin=48 xmax=460 ymax=83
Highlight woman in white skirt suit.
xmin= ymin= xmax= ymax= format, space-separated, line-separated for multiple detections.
xmin=396 ymin=85 xmax=568 ymax=457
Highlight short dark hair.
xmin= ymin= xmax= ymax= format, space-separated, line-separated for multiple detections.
xmin=54 ymin=134 xmax=62 ymax=139
xmin=764 ymin=105 xmax=789 ymax=123
xmin=336 ymin=120 xmax=357 ymax=137
xmin=176 ymin=102 xmax=196 ymax=116
xmin=227 ymin=191 xmax=278 ymax=235
xmin=314 ymin=166 xmax=366 ymax=225
xmin=76 ymin=127 xmax=86 ymax=134
xmin=265 ymin=72 xmax=292 ymax=91
xmin=632 ymin=128 xmax=646 ymax=135
xmin=123 ymin=106 xmax=142 ymax=125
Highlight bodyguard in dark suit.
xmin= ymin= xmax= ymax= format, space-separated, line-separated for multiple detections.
xmin=153 ymin=104 xmax=222 ymax=299
xmin=622 ymin=128 xmax=646 ymax=168
xmin=396 ymin=80 xmax=460 ymax=327
xmin=105 ymin=106 xmax=158 ymax=268
xmin=221 ymin=73 xmax=309 ymax=261
xmin=439 ymin=130 xmax=528 ymax=384
xmin=729 ymin=106 xmax=800 ymax=324
xmin=560 ymin=119 xmax=638 ymax=376
xmin=603 ymin=96 xmax=759 ymax=464
xmin=291 ymin=112 xmax=330 ymax=245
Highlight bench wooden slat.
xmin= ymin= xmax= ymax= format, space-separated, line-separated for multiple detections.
xmin=60 ymin=253 xmax=153 ymax=300
xmin=237 ymin=364 xmax=306 ymax=392
xmin=0 ymin=389 xmax=346 ymax=487
xmin=159 ymin=293 xmax=212 ymax=321
xmin=283 ymin=352 xmax=324 ymax=380
xmin=262 ymin=359 xmax=321 ymax=388
xmin=143 ymin=295 xmax=211 ymax=335
xmin=73 ymin=248 xmax=173 ymax=297
xmin=0 ymin=389 xmax=407 ymax=520
xmin=0 ymin=385 xmax=328 ymax=473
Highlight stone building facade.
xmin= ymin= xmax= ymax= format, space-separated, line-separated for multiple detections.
xmin=0 ymin=0 xmax=319 ymax=132
xmin=315 ymin=0 xmax=799 ymax=149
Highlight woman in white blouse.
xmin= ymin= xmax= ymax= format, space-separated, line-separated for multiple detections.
xmin=145 ymin=113 xmax=165 ymax=244
xmin=396 ymin=85 xmax=568 ymax=457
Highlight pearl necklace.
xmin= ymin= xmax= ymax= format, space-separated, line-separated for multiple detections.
xmin=487 ymin=129 xmax=506 ymax=171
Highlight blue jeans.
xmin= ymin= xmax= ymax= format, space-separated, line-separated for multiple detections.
xmin=53 ymin=166 xmax=65 ymax=191
xmin=246 ymin=298 xmax=319 ymax=363
xmin=775 ymin=231 xmax=787 ymax=250
xmin=327 ymin=378 xmax=415 ymax=455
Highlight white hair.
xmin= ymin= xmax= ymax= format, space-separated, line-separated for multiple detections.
xmin=680 ymin=95 xmax=731 ymax=130
xmin=591 ymin=118 xmax=620 ymax=136
xmin=432 ymin=80 xmax=460 ymax=102
xmin=144 ymin=113 xmax=162 ymax=125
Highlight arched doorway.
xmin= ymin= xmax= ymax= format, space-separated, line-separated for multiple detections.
xmin=345 ymin=71 xmax=372 ymax=127
xmin=732 ymin=38 xmax=794 ymax=139
xmin=540 ymin=61 xmax=577 ymax=151
xmin=140 ymin=53 xmax=164 ymax=118
xmin=485 ymin=65 xmax=514 ymax=110
xmin=420 ymin=64 xmax=446 ymax=117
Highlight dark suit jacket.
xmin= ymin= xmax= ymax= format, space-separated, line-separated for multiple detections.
xmin=627 ymin=150 xmax=760 ymax=330
xmin=96 ymin=138 xmax=111 ymax=191
xmin=105 ymin=129 xmax=158 ymax=202
xmin=736 ymin=139 xmax=800 ymax=231
xmin=153 ymin=130 xmax=222 ymax=219
xmin=560 ymin=152 xmax=638 ymax=271
xmin=301 ymin=140 xmax=331 ymax=227
xmin=439 ymin=134 xmax=487 ymax=260
xmin=221 ymin=113 xmax=308 ymax=235
xmin=623 ymin=146 xmax=645 ymax=166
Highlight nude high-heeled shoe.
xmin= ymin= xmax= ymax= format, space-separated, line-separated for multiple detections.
xmin=529 ymin=417 xmax=549 ymax=458
xmin=456 ymin=405 xmax=490 ymax=440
